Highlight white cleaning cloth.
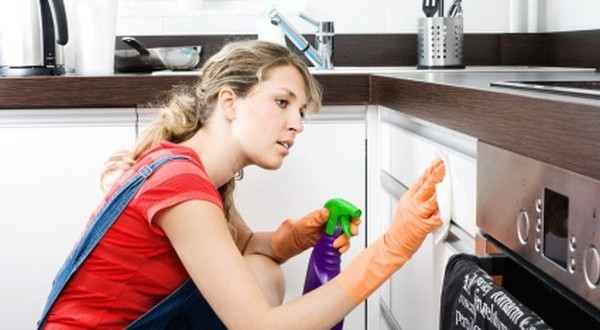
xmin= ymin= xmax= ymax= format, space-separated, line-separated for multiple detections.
xmin=433 ymin=150 xmax=452 ymax=244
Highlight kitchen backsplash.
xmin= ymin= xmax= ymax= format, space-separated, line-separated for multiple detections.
xmin=116 ymin=31 xmax=600 ymax=70
xmin=100 ymin=0 xmax=600 ymax=71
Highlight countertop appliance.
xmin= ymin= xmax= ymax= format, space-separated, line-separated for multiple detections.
xmin=476 ymin=141 xmax=600 ymax=328
xmin=0 ymin=0 xmax=69 ymax=76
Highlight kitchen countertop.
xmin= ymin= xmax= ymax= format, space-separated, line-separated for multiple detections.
xmin=0 ymin=72 xmax=370 ymax=108
xmin=378 ymin=69 xmax=600 ymax=105
xmin=1 ymin=66 xmax=599 ymax=180
xmin=371 ymin=69 xmax=600 ymax=181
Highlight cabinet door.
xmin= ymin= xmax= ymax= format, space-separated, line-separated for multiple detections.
xmin=380 ymin=108 xmax=478 ymax=236
xmin=233 ymin=106 xmax=367 ymax=330
xmin=379 ymin=171 xmax=437 ymax=330
xmin=0 ymin=108 xmax=136 ymax=329
xmin=379 ymin=171 xmax=475 ymax=330
xmin=373 ymin=107 xmax=477 ymax=330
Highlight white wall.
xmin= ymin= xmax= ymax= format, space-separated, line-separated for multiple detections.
xmin=113 ymin=0 xmax=600 ymax=36
xmin=114 ymin=0 xmax=512 ymax=35
xmin=541 ymin=0 xmax=600 ymax=32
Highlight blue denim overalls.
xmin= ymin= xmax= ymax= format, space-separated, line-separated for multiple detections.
xmin=37 ymin=155 xmax=226 ymax=329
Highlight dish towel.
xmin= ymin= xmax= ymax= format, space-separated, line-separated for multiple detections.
xmin=434 ymin=150 xmax=452 ymax=244
xmin=440 ymin=254 xmax=552 ymax=330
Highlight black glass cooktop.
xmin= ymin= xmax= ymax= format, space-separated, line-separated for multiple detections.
xmin=490 ymin=80 xmax=600 ymax=99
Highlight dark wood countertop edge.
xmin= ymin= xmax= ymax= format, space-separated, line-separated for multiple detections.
xmin=371 ymin=75 xmax=600 ymax=180
xmin=0 ymin=74 xmax=371 ymax=109
xmin=1 ymin=73 xmax=598 ymax=180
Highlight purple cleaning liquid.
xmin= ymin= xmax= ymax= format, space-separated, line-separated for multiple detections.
xmin=303 ymin=233 xmax=343 ymax=330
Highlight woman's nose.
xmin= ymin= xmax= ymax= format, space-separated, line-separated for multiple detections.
xmin=288 ymin=110 xmax=304 ymax=133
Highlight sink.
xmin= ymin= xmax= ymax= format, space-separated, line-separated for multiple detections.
xmin=491 ymin=80 xmax=600 ymax=99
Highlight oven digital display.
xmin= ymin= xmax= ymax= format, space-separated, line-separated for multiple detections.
xmin=543 ymin=188 xmax=569 ymax=268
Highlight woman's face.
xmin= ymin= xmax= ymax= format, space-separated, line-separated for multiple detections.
xmin=232 ymin=64 xmax=308 ymax=170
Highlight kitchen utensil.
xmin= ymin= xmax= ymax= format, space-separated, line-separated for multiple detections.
xmin=438 ymin=0 xmax=445 ymax=17
xmin=0 ymin=0 xmax=69 ymax=76
xmin=417 ymin=17 xmax=464 ymax=69
xmin=422 ymin=0 xmax=439 ymax=17
xmin=157 ymin=46 xmax=202 ymax=71
xmin=114 ymin=37 xmax=202 ymax=73
xmin=121 ymin=36 xmax=152 ymax=66
xmin=448 ymin=0 xmax=463 ymax=17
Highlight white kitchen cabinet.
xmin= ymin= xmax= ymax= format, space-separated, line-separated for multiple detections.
xmin=367 ymin=107 xmax=477 ymax=330
xmin=377 ymin=172 xmax=475 ymax=330
xmin=0 ymin=105 xmax=365 ymax=329
xmin=233 ymin=105 xmax=367 ymax=330
xmin=380 ymin=108 xmax=478 ymax=237
xmin=0 ymin=108 xmax=137 ymax=329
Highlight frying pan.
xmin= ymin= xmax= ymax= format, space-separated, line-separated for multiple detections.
xmin=114 ymin=37 xmax=202 ymax=73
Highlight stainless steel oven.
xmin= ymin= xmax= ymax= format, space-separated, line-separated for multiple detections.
xmin=475 ymin=141 xmax=600 ymax=328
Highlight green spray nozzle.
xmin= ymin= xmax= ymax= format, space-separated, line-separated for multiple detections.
xmin=324 ymin=198 xmax=362 ymax=238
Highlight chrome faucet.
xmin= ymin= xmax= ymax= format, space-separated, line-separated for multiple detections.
xmin=268 ymin=8 xmax=334 ymax=70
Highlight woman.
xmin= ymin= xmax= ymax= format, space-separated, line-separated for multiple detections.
xmin=39 ymin=40 xmax=445 ymax=329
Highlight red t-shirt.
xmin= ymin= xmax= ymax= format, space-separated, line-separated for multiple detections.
xmin=45 ymin=141 xmax=223 ymax=329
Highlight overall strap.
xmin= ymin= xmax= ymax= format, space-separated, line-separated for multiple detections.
xmin=37 ymin=154 xmax=194 ymax=328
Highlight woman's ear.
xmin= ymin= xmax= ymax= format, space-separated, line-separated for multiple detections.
xmin=217 ymin=88 xmax=238 ymax=121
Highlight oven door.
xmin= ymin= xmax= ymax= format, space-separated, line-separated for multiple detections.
xmin=453 ymin=235 xmax=600 ymax=329
xmin=471 ymin=141 xmax=600 ymax=329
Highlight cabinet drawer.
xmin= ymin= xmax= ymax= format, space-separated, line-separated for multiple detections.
xmin=381 ymin=119 xmax=477 ymax=236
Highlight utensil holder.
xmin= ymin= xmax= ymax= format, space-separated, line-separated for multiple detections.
xmin=417 ymin=17 xmax=464 ymax=69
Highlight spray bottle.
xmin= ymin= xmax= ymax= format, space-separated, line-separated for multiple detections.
xmin=303 ymin=198 xmax=362 ymax=330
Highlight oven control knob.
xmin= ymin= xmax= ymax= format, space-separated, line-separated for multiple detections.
xmin=517 ymin=209 xmax=530 ymax=245
xmin=535 ymin=198 xmax=543 ymax=213
xmin=570 ymin=235 xmax=577 ymax=252
xmin=583 ymin=245 xmax=600 ymax=289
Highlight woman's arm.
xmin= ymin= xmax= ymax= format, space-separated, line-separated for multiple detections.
xmin=228 ymin=205 xmax=255 ymax=254
xmin=157 ymin=159 xmax=444 ymax=329
xmin=228 ymin=204 xmax=279 ymax=259
xmin=236 ymin=206 xmax=360 ymax=264
xmin=156 ymin=200 xmax=355 ymax=330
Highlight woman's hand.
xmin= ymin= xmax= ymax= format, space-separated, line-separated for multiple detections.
xmin=335 ymin=158 xmax=446 ymax=303
xmin=387 ymin=158 xmax=445 ymax=257
xmin=271 ymin=208 xmax=360 ymax=263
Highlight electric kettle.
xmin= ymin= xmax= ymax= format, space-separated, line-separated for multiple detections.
xmin=0 ymin=0 xmax=69 ymax=76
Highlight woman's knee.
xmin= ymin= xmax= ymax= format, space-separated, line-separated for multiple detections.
xmin=244 ymin=254 xmax=285 ymax=306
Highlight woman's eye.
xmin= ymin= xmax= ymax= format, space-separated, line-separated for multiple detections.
xmin=299 ymin=109 xmax=306 ymax=118
xmin=276 ymin=99 xmax=288 ymax=108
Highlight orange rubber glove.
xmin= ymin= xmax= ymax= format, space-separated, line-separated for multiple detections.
xmin=336 ymin=159 xmax=445 ymax=303
xmin=271 ymin=208 xmax=361 ymax=263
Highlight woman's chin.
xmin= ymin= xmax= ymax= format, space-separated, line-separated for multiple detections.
xmin=257 ymin=159 xmax=284 ymax=170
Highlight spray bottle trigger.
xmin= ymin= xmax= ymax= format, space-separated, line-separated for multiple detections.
xmin=340 ymin=214 xmax=353 ymax=238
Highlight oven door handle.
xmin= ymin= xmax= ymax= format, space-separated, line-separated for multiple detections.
xmin=445 ymin=223 xmax=474 ymax=254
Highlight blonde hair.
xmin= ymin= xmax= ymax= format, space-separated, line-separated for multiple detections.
xmin=101 ymin=40 xmax=322 ymax=233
